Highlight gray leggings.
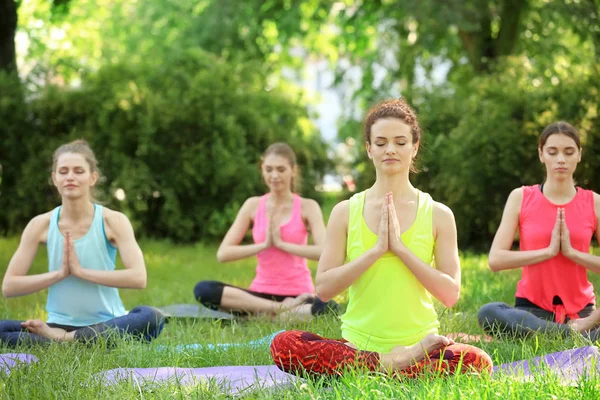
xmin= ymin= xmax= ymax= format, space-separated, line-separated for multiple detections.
xmin=478 ymin=301 xmax=600 ymax=340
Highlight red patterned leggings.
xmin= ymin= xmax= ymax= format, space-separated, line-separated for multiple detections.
xmin=270 ymin=330 xmax=493 ymax=378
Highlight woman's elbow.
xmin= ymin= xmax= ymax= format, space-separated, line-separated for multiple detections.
xmin=441 ymin=286 xmax=460 ymax=308
xmin=310 ymin=246 xmax=323 ymax=261
xmin=315 ymin=281 xmax=332 ymax=302
xmin=133 ymin=273 xmax=147 ymax=289
xmin=2 ymin=286 xmax=12 ymax=298
xmin=487 ymin=255 xmax=501 ymax=272
xmin=2 ymin=280 xmax=16 ymax=298
xmin=442 ymin=294 xmax=459 ymax=308
xmin=216 ymin=248 xmax=228 ymax=263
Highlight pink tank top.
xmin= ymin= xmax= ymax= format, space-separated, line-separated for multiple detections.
xmin=516 ymin=185 xmax=597 ymax=321
xmin=249 ymin=194 xmax=315 ymax=296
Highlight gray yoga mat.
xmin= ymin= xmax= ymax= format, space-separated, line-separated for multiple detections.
xmin=493 ymin=346 xmax=600 ymax=381
xmin=0 ymin=353 xmax=38 ymax=375
xmin=158 ymin=304 xmax=234 ymax=320
xmin=96 ymin=365 xmax=299 ymax=394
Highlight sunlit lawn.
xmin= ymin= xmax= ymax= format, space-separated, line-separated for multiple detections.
xmin=1 ymin=236 xmax=600 ymax=398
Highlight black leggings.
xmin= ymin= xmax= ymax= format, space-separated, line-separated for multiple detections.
xmin=193 ymin=280 xmax=337 ymax=316
xmin=478 ymin=299 xmax=600 ymax=340
xmin=0 ymin=306 xmax=164 ymax=347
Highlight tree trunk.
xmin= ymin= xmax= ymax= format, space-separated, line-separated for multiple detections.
xmin=0 ymin=0 xmax=19 ymax=75
xmin=496 ymin=0 xmax=528 ymax=56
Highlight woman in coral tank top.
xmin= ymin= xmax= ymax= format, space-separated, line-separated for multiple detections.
xmin=479 ymin=121 xmax=600 ymax=340
xmin=193 ymin=143 xmax=337 ymax=320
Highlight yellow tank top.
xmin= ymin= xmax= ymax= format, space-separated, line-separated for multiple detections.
xmin=340 ymin=189 xmax=439 ymax=353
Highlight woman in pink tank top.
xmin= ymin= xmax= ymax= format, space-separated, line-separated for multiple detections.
xmin=193 ymin=143 xmax=338 ymax=320
xmin=478 ymin=121 xmax=600 ymax=341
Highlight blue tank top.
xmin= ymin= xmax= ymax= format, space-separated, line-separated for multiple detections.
xmin=46 ymin=204 xmax=127 ymax=326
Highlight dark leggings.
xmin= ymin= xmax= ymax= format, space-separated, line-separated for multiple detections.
xmin=194 ymin=280 xmax=338 ymax=316
xmin=478 ymin=300 xmax=600 ymax=340
xmin=0 ymin=306 xmax=165 ymax=347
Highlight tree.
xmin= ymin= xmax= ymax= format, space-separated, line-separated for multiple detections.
xmin=0 ymin=0 xmax=19 ymax=75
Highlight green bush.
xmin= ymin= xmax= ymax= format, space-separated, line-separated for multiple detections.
xmin=0 ymin=50 xmax=331 ymax=241
xmin=417 ymin=60 xmax=600 ymax=249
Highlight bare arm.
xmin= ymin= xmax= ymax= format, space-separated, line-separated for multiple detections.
xmin=274 ymin=199 xmax=326 ymax=260
xmin=216 ymin=198 xmax=267 ymax=262
xmin=562 ymin=193 xmax=600 ymax=273
xmin=2 ymin=214 xmax=68 ymax=298
xmin=315 ymin=201 xmax=387 ymax=302
xmin=488 ymin=188 xmax=558 ymax=272
xmin=70 ymin=210 xmax=146 ymax=289
xmin=391 ymin=202 xmax=461 ymax=308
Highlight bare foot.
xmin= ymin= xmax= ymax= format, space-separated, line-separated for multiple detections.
xmin=21 ymin=320 xmax=72 ymax=342
xmin=446 ymin=332 xmax=493 ymax=343
xmin=277 ymin=303 xmax=313 ymax=322
xmin=567 ymin=308 xmax=600 ymax=333
xmin=280 ymin=293 xmax=315 ymax=310
xmin=380 ymin=334 xmax=453 ymax=372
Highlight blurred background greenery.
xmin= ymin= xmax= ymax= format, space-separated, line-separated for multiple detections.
xmin=1 ymin=0 xmax=599 ymax=249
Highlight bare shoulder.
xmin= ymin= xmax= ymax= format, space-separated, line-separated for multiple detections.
xmin=27 ymin=211 xmax=53 ymax=243
xmin=102 ymin=207 xmax=130 ymax=225
xmin=243 ymin=196 xmax=261 ymax=209
xmin=329 ymin=200 xmax=350 ymax=225
xmin=507 ymin=187 xmax=524 ymax=204
xmin=593 ymin=192 xmax=600 ymax=214
xmin=432 ymin=201 xmax=455 ymax=225
xmin=30 ymin=211 xmax=53 ymax=227
xmin=241 ymin=196 xmax=261 ymax=218
xmin=300 ymin=197 xmax=322 ymax=213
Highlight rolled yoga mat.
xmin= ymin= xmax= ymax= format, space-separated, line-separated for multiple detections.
xmin=96 ymin=365 xmax=299 ymax=394
xmin=158 ymin=304 xmax=234 ymax=321
xmin=0 ymin=353 xmax=38 ymax=375
xmin=493 ymin=346 xmax=600 ymax=381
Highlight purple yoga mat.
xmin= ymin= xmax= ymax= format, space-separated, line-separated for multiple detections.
xmin=0 ymin=353 xmax=39 ymax=375
xmin=493 ymin=346 xmax=600 ymax=381
xmin=97 ymin=365 xmax=299 ymax=394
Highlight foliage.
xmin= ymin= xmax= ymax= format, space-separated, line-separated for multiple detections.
xmin=0 ymin=50 xmax=331 ymax=240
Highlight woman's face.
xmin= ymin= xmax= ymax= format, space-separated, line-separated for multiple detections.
xmin=52 ymin=152 xmax=98 ymax=199
xmin=366 ymin=117 xmax=418 ymax=173
xmin=261 ymin=154 xmax=295 ymax=192
xmin=538 ymin=133 xmax=581 ymax=179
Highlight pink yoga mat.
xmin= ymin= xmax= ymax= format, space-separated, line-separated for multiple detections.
xmin=97 ymin=365 xmax=299 ymax=394
xmin=0 ymin=353 xmax=38 ymax=375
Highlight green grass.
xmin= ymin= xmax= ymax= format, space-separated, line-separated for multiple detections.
xmin=1 ymin=237 xmax=600 ymax=398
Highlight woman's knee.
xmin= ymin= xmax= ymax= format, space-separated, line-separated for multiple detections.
xmin=129 ymin=306 xmax=165 ymax=338
xmin=193 ymin=280 xmax=225 ymax=307
xmin=477 ymin=302 xmax=509 ymax=329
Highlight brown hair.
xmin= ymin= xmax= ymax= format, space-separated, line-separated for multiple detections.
xmin=262 ymin=142 xmax=300 ymax=192
xmin=364 ymin=98 xmax=422 ymax=145
xmin=539 ymin=121 xmax=581 ymax=149
xmin=52 ymin=139 xmax=101 ymax=200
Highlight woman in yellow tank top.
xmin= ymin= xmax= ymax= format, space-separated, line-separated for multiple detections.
xmin=270 ymin=99 xmax=492 ymax=377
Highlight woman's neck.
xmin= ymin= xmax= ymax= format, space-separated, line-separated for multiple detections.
xmin=542 ymin=177 xmax=576 ymax=198
xmin=371 ymin=172 xmax=417 ymax=201
xmin=61 ymin=198 xmax=95 ymax=221
xmin=269 ymin=190 xmax=294 ymax=206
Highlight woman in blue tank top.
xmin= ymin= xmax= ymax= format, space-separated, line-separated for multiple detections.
xmin=0 ymin=140 xmax=164 ymax=346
